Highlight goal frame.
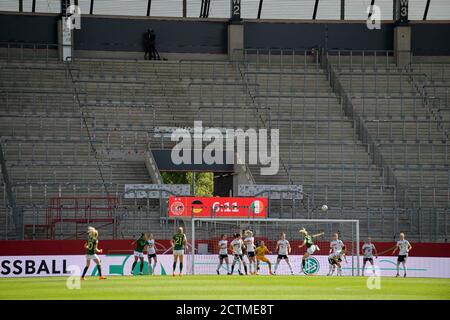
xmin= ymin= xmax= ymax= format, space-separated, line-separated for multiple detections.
xmin=190 ymin=218 xmax=360 ymax=276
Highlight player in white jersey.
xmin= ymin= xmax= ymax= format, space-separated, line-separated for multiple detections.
xmin=229 ymin=233 xmax=246 ymax=275
xmin=361 ymin=237 xmax=378 ymax=276
xmin=146 ymin=233 xmax=158 ymax=275
xmin=243 ymin=230 xmax=256 ymax=275
xmin=392 ymin=233 xmax=412 ymax=277
xmin=327 ymin=233 xmax=346 ymax=276
xmin=274 ymin=233 xmax=294 ymax=275
xmin=216 ymin=234 xmax=230 ymax=275
xmin=327 ymin=249 xmax=347 ymax=276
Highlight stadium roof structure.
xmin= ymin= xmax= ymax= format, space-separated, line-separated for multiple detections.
xmin=1 ymin=0 xmax=449 ymax=21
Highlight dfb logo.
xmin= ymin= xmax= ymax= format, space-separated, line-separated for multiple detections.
xmin=302 ymin=257 xmax=320 ymax=275
xmin=64 ymin=5 xmax=81 ymax=30
xmin=366 ymin=5 xmax=381 ymax=30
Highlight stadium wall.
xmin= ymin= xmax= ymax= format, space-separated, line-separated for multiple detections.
xmin=0 ymin=240 xmax=449 ymax=257
xmin=1 ymin=241 xmax=450 ymax=278
xmin=1 ymin=12 xmax=450 ymax=55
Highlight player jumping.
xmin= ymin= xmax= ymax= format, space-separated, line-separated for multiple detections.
xmin=171 ymin=227 xmax=187 ymax=276
xmin=146 ymin=233 xmax=158 ymax=275
xmin=274 ymin=232 xmax=294 ymax=275
xmin=392 ymin=232 xmax=412 ymax=277
xmin=244 ymin=230 xmax=257 ymax=275
xmin=216 ymin=234 xmax=230 ymax=275
xmin=230 ymin=233 xmax=245 ymax=275
xmin=298 ymin=228 xmax=324 ymax=274
xmin=131 ymin=233 xmax=148 ymax=275
xmin=81 ymin=226 xmax=106 ymax=280
xmin=362 ymin=237 xmax=378 ymax=276
xmin=255 ymin=240 xmax=273 ymax=275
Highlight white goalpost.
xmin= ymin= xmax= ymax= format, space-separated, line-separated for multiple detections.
xmin=190 ymin=218 xmax=360 ymax=276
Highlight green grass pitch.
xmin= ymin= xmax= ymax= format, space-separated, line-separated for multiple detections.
xmin=0 ymin=275 xmax=449 ymax=300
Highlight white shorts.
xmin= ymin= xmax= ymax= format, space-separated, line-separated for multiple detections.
xmin=307 ymin=245 xmax=317 ymax=255
xmin=173 ymin=249 xmax=184 ymax=256
xmin=133 ymin=251 xmax=144 ymax=258
xmin=86 ymin=254 xmax=100 ymax=261
xmin=329 ymin=251 xmax=341 ymax=260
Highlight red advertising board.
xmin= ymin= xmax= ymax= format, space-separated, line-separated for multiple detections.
xmin=168 ymin=197 xmax=268 ymax=218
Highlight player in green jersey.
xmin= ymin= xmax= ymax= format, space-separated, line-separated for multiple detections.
xmin=171 ymin=227 xmax=187 ymax=276
xmin=131 ymin=233 xmax=148 ymax=275
xmin=298 ymin=228 xmax=324 ymax=274
xmin=81 ymin=226 xmax=106 ymax=280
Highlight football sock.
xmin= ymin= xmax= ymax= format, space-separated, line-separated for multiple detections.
xmin=287 ymin=261 xmax=293 ymax=273
xmin=81 ymin=266 xmax=88 ymax=277
xmin=131 ymin=261 xmax=137 ymax=273
xmin=98 ymin=265 xmax=102 ymax=277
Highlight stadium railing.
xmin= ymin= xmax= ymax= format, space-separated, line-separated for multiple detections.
xmin=322 ymin=49 xmax=410 ymax=212
xmin=0 ymin=42 xmax=58 ymax=61
xmin=233 ymin=48 xmax=320 ymax=71
xmin=326 ymin=49 xmax=396 ymax=69
xmin=178 ymin=59 xmax=236 ymax=81
xmin=1 ymin=179 xmax=448 ymax=241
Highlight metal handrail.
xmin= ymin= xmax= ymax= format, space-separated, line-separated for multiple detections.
xmin=234 ymin=53 xmax=294 ymax=185
xmin=178 ymin=59 xmax=234 ymax=80
xmin=322 ymin=48 xmax=410 ymax=211
xmin=326 ymin=49 xmax=395 ymax=69
xmin=0 ymin=42 xmax=58 ymax=61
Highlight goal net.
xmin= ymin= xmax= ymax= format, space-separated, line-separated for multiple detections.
xmin=190 ymin=218 xmax=360 ymax=276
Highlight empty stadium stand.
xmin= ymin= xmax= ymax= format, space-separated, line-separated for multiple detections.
xmin=0 ymin=46 xmax=448 ymax=242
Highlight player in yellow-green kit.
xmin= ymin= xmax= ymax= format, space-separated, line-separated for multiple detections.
xmin=131 ymin=233 xmax=148 ymax=275
xmin=171 ymin=227 xmax=187 ymax=276
xmin=255 ymin=240 xmax=273 ymax=275
xmin=81 ymin=226 xmax=106 ymax=280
